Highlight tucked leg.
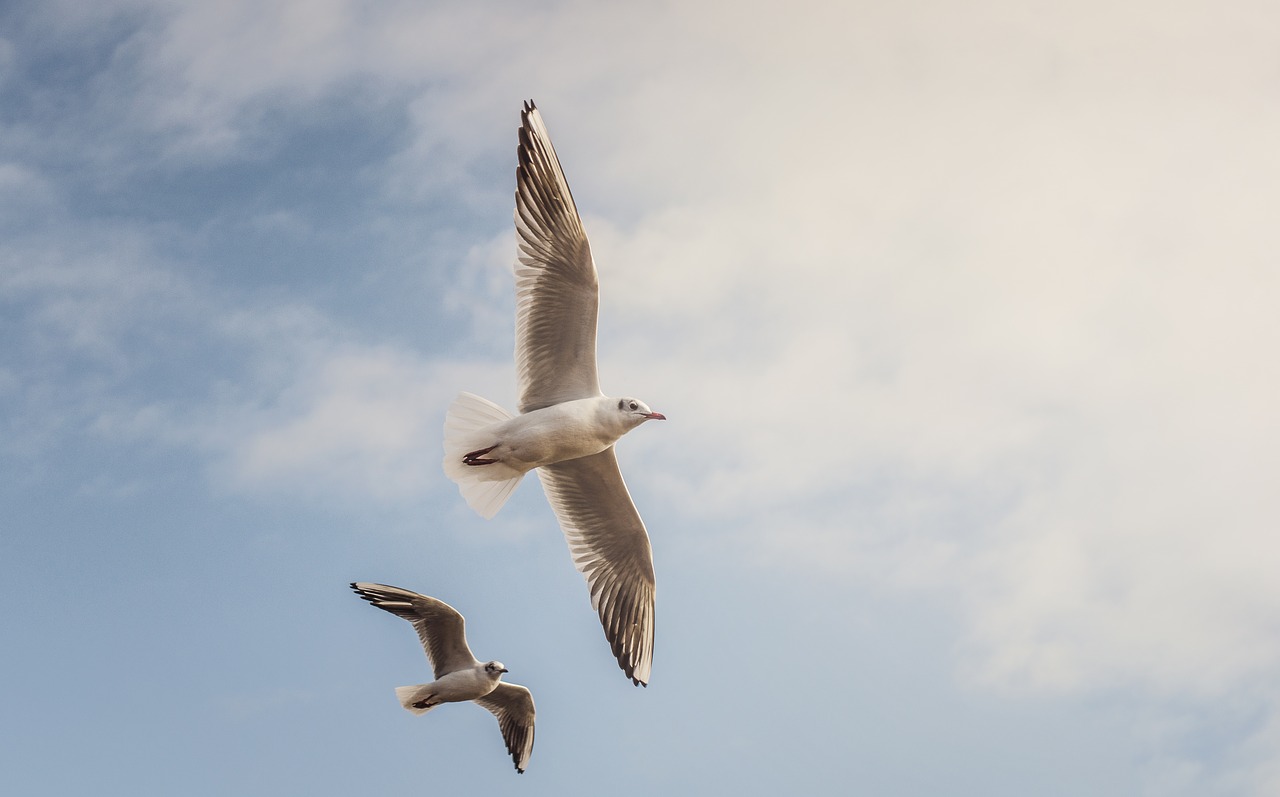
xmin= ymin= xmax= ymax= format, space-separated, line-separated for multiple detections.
xmin=463 ymin=444 xmax=499 ymax=466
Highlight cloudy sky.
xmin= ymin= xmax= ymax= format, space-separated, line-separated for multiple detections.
xmin=4 ymin=0 xmax=1279 ymax=794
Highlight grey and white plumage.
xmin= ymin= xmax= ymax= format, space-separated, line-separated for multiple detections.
xmin=442 ymin=100 xmax=663 ymax=686
xmin=350 ymin=582 xmax=535 ymax=773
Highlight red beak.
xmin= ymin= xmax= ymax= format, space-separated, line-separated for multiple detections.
xmin=645 ymin=412 xmax=667 ymax=420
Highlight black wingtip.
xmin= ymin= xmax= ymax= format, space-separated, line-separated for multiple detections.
xmin=519 ymin=101 xmax=535 ymax=145
xmin=349 ymin=583 xmax=380 ymax=606
xmin=619 ymin=652 xmax=649 ymax=687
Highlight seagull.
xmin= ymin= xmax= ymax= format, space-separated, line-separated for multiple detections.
xmin=442 ymin=100 xmax=663 ymax=686
xmin=350 ymin=582 xmax=536 ymax=774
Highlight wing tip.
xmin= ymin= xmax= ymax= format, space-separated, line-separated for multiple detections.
xmin=613 ymin=632 xmax=653 ymax=686
xmin=626 ymin=660 xmax=651 ymax=687
xmin=520 ymin=99 xmax=539 ymax=133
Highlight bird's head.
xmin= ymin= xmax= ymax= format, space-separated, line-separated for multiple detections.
xmin=616 ymin=397 xmax=666 ymax=427
xmin=483 ymin=660 xmax=509 ymax=679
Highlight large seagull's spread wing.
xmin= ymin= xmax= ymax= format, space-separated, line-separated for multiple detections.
xmin=537 ymin=449 xmax=656 ymax=685
xmin=514 ymin=101 xmax=602 ymax=413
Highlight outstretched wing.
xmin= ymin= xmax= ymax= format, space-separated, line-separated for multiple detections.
xmin=350 ymin=583 xmax=479 ymax=678
xmin=514 ymin=100 xmax=602 ymax=413
xmin=474 ymin=682 xmax=536 ymax=773
xmin=537 ymin=449 xmax=656 ymax=685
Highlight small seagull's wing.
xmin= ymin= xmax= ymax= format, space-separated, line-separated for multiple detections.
xmin=514 ymin=100 xmax=602 ymax=413
xmin=474 ymin=682 xmax=536 ymax=774
xmin=350 ymin=583 xmax=479 ymax=678
xmin=538 ymin=449 xmax=656 ymax=685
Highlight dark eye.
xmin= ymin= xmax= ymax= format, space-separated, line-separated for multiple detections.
xmin=629 ymin=401 xmax=638 ymax=410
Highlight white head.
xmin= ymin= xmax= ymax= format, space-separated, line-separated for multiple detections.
xmin=483 ymin=660 xmax=509 ymax=681
xmin=615 ymin=397 xmax=666 ymax=427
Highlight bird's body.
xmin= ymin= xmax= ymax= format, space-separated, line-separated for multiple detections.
xmin=395 ymin=663 xmax=504 ymax=713
xmin=351 ymin=582 xmax=536 ymax=773
xmin=445 ymin=394 xmax=660 ymax=486
xmin=442 ymin=101 xmax=664 ymax=686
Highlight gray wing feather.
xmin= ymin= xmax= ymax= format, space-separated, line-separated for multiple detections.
xmin=537 ymin=449 xmax=656 ymax=685
xmin=350 ymin=583 xmax=479 ymax=678
xmin=514 ymin=101 xmax=602 ymax=412
xmin=474 ymin=682 xmax=536 ymax=773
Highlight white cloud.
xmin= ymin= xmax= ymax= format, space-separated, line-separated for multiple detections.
xmin=217 ymin=346 xmax=490 ymax=501
xmin=611 ymin=135 xmax=1280 ymax=702
xmin=485 ymin=0 xmax=1280 ymax=736
xmin=73 ymin=289 xmax=514 ymax=506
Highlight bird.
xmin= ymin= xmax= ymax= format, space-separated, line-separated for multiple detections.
xmin=442 ymin=100 xmax=664 ymax=687
xmin=350 ymin=582 xmax=535 ymax=773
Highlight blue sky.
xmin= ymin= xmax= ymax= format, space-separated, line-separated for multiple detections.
xmin=4 ymin=1 xmax=1280 ymax=794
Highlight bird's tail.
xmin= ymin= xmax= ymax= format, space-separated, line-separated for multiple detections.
xmin=442 ymin=392 xmax=523 ymax=518
xmin=395 ymin=684 xmax=441 ymax=716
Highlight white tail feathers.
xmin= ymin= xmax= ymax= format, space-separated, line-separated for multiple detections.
xmin=442 ymin=392 xmax=523 ymax=519
xmin=395 ymin=684 xmax=440 ymax=716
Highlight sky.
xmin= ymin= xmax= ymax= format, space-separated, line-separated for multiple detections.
xmin=3 ymin=0 xmax=1280 ymax=794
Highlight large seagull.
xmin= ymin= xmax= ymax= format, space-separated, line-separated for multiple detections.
xmin=442 ymin=100 xmax=664 ymax=686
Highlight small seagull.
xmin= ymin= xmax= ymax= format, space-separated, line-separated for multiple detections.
xmin=442 ymin=100 xmax=663 ymax=686
xmin=350 ymin=582 xmax=535 ymax=773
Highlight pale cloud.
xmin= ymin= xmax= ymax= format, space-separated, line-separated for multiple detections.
xmin=438 ymin=228 xmax=520 ymax=356
xmin=608 ymin=144 xmax=1280 ymax=701
xmin=227 ymin=347 xmax=437 ymax=497
xmin=79 ymin=291 xmax=513 ymax=505
xmin=0 ymin=162 xmax=53 ymax=202
xmin=219 ymin=347 xmax=485 ymax=501
xmin=520 ymin=2 xmax=1280 ymax=733
xmin=0 ymin=223 xmax=437 ymax=505
xmin=0 ymin=229 xmax=199 ymax=383
xmin=125 ymin=0 xmax=529 ymax=154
